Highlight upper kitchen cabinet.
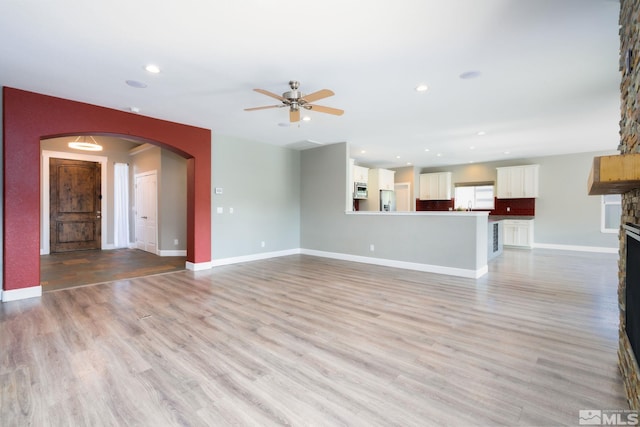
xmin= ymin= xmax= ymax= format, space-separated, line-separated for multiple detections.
xmin=352 ymin=164 xmax=369 ymax=184
xmin=419 ymin=172 xmax=452 ymax=200
xmin=366 ymin=168 xmax=395 ymax=191
xmin=374 ymin=168 xmax=396 ymax=191
xmin=496 ymin=165 xmax=539 ymax=199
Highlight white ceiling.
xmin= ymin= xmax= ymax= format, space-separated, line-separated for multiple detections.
xmin=0 ymin=0 xmax=621 ymax=169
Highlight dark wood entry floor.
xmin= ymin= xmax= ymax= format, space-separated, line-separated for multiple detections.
xmin=40 ymin=249 xmax=186 ymax=291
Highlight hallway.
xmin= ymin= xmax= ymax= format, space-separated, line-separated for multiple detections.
xmin=40 ymin=249 xmax=186 ymax=291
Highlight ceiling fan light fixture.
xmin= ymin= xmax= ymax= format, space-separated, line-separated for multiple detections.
xmin=68 ymin=135 xmax=103 ymax=151
xmin=246 ymin=80 xmax=344 ymax=123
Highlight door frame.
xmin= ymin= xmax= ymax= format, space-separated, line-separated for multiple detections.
xmin=394 ymin=181 xmax=412 ymax=212
xmin=41 ymin=150 xmax=108 ymax=255
xmin=134 ymin=170 xmax=158 ymax=255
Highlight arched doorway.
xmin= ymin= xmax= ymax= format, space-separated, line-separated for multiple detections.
xmin=2 ymin=87 xmax=212 ymax=300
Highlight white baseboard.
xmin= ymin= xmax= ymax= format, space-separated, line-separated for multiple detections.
xmin=158 ymin=250 xmax=187 ymax=257
xmin=2 ymin=285 xmax=42 ymax=302
xmin=301 ymin=249 xmax=488 ymax=279
xmin=211 ymin=249 xmax=302 ymax=267
xmin=186 ymin=261 xmax=213 ymax=271
xmin=533 ymin=243 xmax=618 ymax=253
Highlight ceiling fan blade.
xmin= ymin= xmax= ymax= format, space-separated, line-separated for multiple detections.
xmin=254 ymin=88 xmax=286 ymax=101
xmin=244 ymin=105 xmax=283 ymax=111
xmin=307 ymin=104 xmax=344 ymax=116
xmin=302 ymin=89 xmax=334 ymax=103
xmin=290 ymin=109 xmax=301 ymax=122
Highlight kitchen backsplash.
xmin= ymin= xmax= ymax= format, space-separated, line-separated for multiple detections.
xmin=416 ymin=198 xmax=535 ymax=216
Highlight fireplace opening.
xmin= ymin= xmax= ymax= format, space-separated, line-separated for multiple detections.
xmin=626 ymin=223 xmax=640 ymax=362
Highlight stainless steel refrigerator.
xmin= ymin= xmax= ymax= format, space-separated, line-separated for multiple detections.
xmin=380 ymin=190 xmax=396 ymax=212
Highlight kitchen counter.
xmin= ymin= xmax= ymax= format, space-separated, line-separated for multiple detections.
xmin=489 ymin=215 xmax=534 ymax=220
xmin=348 ymin=211 xmax=488 ymax=217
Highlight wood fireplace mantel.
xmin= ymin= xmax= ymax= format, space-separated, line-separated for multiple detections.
xmin=588 ymin=153 xmax=640 ymax=195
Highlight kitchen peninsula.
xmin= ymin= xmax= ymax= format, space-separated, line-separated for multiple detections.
xmin=306 ymin=210 xmax=490 ymax=278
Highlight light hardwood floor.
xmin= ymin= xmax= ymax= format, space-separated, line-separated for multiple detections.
xmin=0 ymin=249 xmax=627 ymax=426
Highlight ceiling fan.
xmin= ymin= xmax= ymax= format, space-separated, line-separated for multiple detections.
xmin=245 ymin=80 xmax=344 ymax=123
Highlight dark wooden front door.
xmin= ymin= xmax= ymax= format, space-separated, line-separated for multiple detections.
xmin=50 ymin=158 xmax=102 ymax=253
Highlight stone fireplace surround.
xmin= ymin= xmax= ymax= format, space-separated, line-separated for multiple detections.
xmin=618 ymin=0 xmax=640 ymax=410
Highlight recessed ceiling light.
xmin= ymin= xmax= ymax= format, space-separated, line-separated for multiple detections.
xmin=396 ymin=155 xmax=401 ymax=159
xmin=424 ymin=148 xmax=430 ymax=152
xmin=145 ymin=64 xmax=161 ymax=74
xmin=126 ymin=80 xmax=147 ymax=88
xmin=477 ymin=131 xmax=486 ymax=136
xmin=415 ymin=84 xmax=428 ymax=92
xmin=470 ymin=146 xmax=475 ymax=150
xmin=406 ymin=162 xmax=412 ymax=165
xmin=360 ymin=150 xmax=366 ymax=154
xmin=302 ymin=116 xmax=311 ymax=122
xmin=459 ymin=71 xmax=481 ymax=80
xmin=436 ymin=153 xmax=442 ymax=157
xmin=504 ymin=151 xmax=510 ymax=154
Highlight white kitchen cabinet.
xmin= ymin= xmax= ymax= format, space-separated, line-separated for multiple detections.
xmin=503 ymin=219 xmax=534 ymax=248
xmin=419 ymin=172 xmax=452 ymax=200
xmin=377 ymin=168 xmax=395 ymax=191
xmin=496 ymin=165 xmax=539 ymax=198
xmin=352 ymin=165 xmax=369 ymax=184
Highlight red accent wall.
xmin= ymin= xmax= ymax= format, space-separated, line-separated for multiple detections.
xmin=3 ymin=87 xmax=212 ymax=291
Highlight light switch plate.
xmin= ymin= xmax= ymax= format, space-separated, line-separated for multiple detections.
xmin=215 ymin=187 xmax=223 ymax=195
xmin=216 ymin=207 xmax=223 ymax=214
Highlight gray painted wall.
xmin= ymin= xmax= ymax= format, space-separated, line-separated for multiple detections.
xmin=301 ymin=142 xmax=487 ymax=273
xmin=211 ymin=134 xmax=300 ymax=259
xmin=130 ymin=144 xmax=187 ymax=251
xmin=159 ymin=150 xmax=187 ymax=251
xmin=420 ymin=150 xmax=619 ymax=248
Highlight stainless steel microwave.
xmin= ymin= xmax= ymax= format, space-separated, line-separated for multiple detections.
xmin=353 ymin=182 xmax=368 ymax=199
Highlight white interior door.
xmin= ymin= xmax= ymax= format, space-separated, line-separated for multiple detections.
xmin=135 ymin=171 xmax=158 ymax=254
xmin=394 ymin=182 xmax=411 ymax=212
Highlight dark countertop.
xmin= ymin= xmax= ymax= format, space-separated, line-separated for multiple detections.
xmin=489 ymin=215 xmax=535 ymax=221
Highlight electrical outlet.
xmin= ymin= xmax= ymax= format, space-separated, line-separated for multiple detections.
xmin=506 ymin=207 xmax=511 ymax=212
xmin=216 ymin=207 xmax=223 ymax=214
xmin=174 ymin=239 xmax=179 ymax=245
xmin=369 ymin=244 xmax=375 ymax=252
xmin=261 ymin=241 xmax=266 ymax=248
xmin=229 ymin=207 xmax=234 ymax=214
